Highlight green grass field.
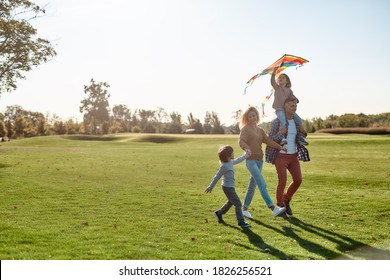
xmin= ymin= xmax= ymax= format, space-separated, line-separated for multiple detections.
xmin=0 ymin=133 xmax=389 ymax=260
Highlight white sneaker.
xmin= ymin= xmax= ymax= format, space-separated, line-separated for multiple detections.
xmin=272 ymin=206 xmax=286 ymax=217
xmin=242 ymin=210 xmax=253 ymax=219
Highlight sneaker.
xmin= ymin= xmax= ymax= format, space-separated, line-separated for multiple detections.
xmin=280 ymin=138 xmax=287 ymax=146
xmin=272 ymin=206 xmax=286 ymax=217
xmin=242 ymin=210 xmax=253 ymax=219
xmin=284 ymin=200 xmax=293 ymax=216
xmin=238 ymin=221 xmax=251 ymax=228
xmin=214 ymin=210 xmax=224 ymax=223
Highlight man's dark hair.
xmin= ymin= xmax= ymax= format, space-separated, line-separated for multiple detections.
xmin=284 ymin=95 xmax=299 ymax=104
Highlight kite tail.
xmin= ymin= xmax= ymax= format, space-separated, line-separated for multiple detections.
xmin=243 ymin=81 xmax=254 ymax=95
xmin=261 ymin=88 xmax=274 ymax=117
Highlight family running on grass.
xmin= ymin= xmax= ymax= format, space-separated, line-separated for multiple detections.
xmin=205 ymin=68 xmax=310 ymax=228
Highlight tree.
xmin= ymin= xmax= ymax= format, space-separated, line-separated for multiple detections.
xmin=80 ymin=79 xmax=110 ymax=135
xmin=209 ymin=111 xmax=225 ymax=134
xmin=155 ymin=107 xmax=168 ymax=133
xmin=138 ymin=109 xmax=156 ymax=133
xmin=187 ymin=113 xmax=203 ymax=134
xmin=13 ymin=115 xmax=27 ymax=137
xmin=203 ymin=112 xmax=212 ymax=134
xmin=0 ymin=0 xmax=56 ymax=94
xmin=338 ymin=114 xmax=361 ymax=128
xmin=2 ymin=105 xmax=44 ymax=137
xmin=0 ymin=119 xmax=7 ymax=137
xmin=165 ymin=112 xmax=183 ymax=134
xmin=312 ymin=117 xmax=324 ymax=131
xmin=111 ymin=104 xmax=131 ymax=132
xmin=35 ymin=114 xmax=46 ymax=135
xmin=52 ymin=119 xmax=66 ymax=135
xmin=303 ymin=119 xmax=315 ymax=133
xmin=4 ymin=119 xmax=13 ymax=138
xmin=230 ymin=109 xmax=242 ymax=134
xmin=65 ymin=119 xmax=80 ymax=135
xmin=324 ymin=114 xmax=338 ymax=128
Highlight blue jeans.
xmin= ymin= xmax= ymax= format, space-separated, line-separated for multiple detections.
xmin=243 ymin=160 xmax=274 ymax=208
xmin=219 ymin=187 xmax=244 ymax=224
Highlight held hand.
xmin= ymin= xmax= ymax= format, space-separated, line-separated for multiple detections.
xmin=280 ymin=146 xmax=288 ymax=152
xmin=246 ymin=149 xmax=252 ymax=156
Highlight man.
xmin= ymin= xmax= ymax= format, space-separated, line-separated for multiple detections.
xmin=265 ymin=96 xmax=310 ymax=219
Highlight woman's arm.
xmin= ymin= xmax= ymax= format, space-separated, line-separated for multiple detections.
xmin=238 ymin=128 xmax=250 ymax=152
xmin=263 ymin=129 xmax=286 ymax=151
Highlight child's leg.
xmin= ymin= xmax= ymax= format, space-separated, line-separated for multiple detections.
xmin=293 ymin=112 xmax=308 ymax=145
xmin=293 ymin=113 xmax=307 ymax=135
xmin=219 ymin=199 xmax=232 ymax=215
xmin=276 ymin=109 xmax=287 ymax=136
xmin=222 ymin=187 xmax=245 ymax=223
xmin=293 ymin=112 xmax=302 ymax=126
xmin=276 ymin=109 xmax=286 ymax=127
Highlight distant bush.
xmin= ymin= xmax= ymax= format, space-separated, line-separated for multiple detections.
xmin=132 ymin=126 xmax=142 ymax=133
xmin=317 ymin=127 xmax=390 ymax=134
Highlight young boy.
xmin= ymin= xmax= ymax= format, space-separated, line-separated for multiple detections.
xmin=204 ymin=145 xmax=251 ymax=228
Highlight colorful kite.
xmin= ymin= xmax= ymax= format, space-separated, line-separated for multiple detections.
xmin=245 ymin=54 xmax=309 ymax=87
xmin=244 ymin=54 xmax=309 ymax=116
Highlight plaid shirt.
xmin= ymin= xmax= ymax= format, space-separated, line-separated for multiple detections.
xmin=265 ymin=118 xmax=310 ymax=164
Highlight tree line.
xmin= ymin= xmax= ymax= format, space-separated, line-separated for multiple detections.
xmin=0 ymin=79 xmax=389 ymax=139
xmin=301 ymin=112 xmax=390 ymax=133
xmin=0 ymin=79 xmax=235 ymax=138
xmin=0 ymin=105 xmax=232 ymax=139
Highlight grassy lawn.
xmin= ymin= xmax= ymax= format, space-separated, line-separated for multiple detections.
xmin=0 ymin=133 xmax=389 ymax=260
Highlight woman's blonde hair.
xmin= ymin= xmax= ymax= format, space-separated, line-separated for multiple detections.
xmin=239 ymin=106 xmax=259 ymax=128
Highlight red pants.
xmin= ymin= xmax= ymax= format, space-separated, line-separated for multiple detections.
xmin=275 ymin=153 xmax=302 ymax=207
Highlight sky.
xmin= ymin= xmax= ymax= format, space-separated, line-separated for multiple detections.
xmin=1 ymin=0 xmax=389 ymax=126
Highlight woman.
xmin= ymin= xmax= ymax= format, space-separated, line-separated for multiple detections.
xmin=239 ymin=106 xmax=286 ymax=219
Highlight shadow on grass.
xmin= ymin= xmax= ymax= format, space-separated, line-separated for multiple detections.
xmin=289 ymin=217 xmax=390 ymax=260
xmin=62 ymin=134 xmax=187 ymax=143
xmin=251 ymin=217 xmax=390 ymax=260
xmin=0 ymin=163 xmax=11 ymax=168
xmin=222 ymin=223 xmax=290 ymax=259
